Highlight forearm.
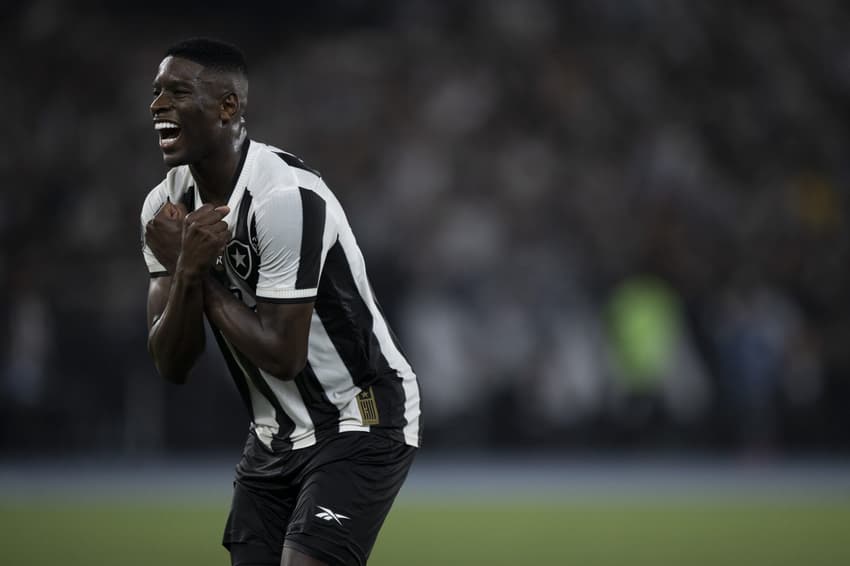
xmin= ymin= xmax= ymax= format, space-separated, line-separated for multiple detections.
xmin=202 ymin=276 xmax=306 ymax=380
xmin=148 ymin=270 xmax=206 ymax=383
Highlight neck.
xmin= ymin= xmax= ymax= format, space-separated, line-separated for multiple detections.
xmin=190 ymin=127 xmax=248 ymax=206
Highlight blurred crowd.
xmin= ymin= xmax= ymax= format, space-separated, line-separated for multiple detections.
xmin=1 ymin=0 xmax=849 ymax=457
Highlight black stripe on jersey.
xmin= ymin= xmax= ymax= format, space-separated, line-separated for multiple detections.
xmin=295 ymin=188 xmax=326 ymax=290
xmin=233 ymin=189 xmax=260 ymax=289
xmin=314 ymin=240 xmax=407 ymax=443
xmin=180 ymin=187 xmax=195 ymax=211
xmin=205 ymin=258 xmax=296 ymax=452
xmin=234 ymin=189 xmax=251 ymax=241
xmin=249 ymin=212 xmax=259 ymax=252
xmin=371 ymin=287 xmax=411 ymax=359
xmin=229 ymin=139 xmax=251 ymax=193
xmin=238 ymin=355 xmax=296 ymax=452
xmin=296 ymin=363 xmax=342 ymax=441
xmin=209 ymin=324 xmax=254 ymax=421
xmin=369 ymin=291 xmax=421 ymax=442
xmin=275 ymin=151 xmax=321 ymax=177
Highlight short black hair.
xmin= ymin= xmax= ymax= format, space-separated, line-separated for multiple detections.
xmin=165 ymin=38 xmax=248 ymax=76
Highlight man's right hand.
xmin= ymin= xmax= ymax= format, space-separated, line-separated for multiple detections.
xmin=146 ymin=198 xmax=187 ymax=274
xmin=177 ymin=203 xmax=231 ymax=280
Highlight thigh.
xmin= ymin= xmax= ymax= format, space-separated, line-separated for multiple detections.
xmin=284 ymin=434 xmax=416 ymax=566
xmin=281 ymin=545 xmax=330 ymax=566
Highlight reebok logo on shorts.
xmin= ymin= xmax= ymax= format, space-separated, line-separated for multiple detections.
xmin=315 ymin=506 xmax=350 ymax=526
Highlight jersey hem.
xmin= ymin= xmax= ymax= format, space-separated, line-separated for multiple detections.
xmin=255 ymin=295 xmax=316 ymax=304
xmin=403 ymin=431 xmax=421 ymax=448
xmin=339 ymin=423 xmax=370 ymax=434
xmin=258 ymin=427 xmax=416 ymax=453
xmin=255 ymin=287 xmax=317 ymax=299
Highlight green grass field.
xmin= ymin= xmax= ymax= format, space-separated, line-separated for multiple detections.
xmin=3 ymin=496 xmax=850 ymax=565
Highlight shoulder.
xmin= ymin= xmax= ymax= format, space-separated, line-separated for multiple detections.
xmin=246 ymin=141 xmax=342 ymax=223
xmin=140 ymin=166 xmax=193 ymax=222
xmin=248 ymin=141 xmax=323 ymax=193
xmin=251 ymin=140 xmax=320 ymax=175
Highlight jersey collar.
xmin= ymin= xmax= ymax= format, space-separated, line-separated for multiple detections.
xmin=191 ymin=138 xmax=253 ymax=234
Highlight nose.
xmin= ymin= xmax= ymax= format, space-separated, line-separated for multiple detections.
xmin=150 ymin=91 xmax=172 ymax=116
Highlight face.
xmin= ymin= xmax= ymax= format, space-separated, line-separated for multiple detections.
xmin=150 ymin=56 xmax=225 ymax=167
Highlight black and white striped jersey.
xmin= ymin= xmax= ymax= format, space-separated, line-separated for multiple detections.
xmin=141 ymin=139 xmax=421 ymax=451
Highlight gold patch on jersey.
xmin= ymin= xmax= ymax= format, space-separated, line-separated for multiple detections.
xmin=357 ymin=387 xmax=380 ymax=426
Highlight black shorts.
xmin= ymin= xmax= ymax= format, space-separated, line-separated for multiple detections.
xmin=223 ymin=431 xmax=416 ymax=566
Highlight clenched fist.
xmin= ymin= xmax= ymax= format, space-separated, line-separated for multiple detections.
xmin=146 ymin=198 xmax=188 ymax=274
xmin=177 ymin=203 xmax=231 ymax=280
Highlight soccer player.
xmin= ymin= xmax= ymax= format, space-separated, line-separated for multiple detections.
xmin=140 ymin=38 xmax=421 ymax=566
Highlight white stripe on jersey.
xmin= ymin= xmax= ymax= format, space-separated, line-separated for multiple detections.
xmin=220 ymin=336 xmax=279 ymax=449
xmin=261 ymin=369 xmax=317 ymax=449
xmin=255 ymin=288 xmax=318 ymax=300
xmin=338 ymin=234 xmax=421 ymax=446
xmin=307 ymin=312 xmax=370 ymax=434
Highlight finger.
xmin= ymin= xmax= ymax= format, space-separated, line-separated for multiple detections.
xmin=185 ymin=204 xmax=217 ymax=225
xmin=154 ymin=197 xmax=173 ymax=219
xmin=185 ymin=203 xmax=215 ymax=217
xmin=203 ymin=205 xmax=230 ymax=222
xmin=188 ymin=208 xmax=230 ymax=227
xmin=208 ymin=220 xmax=230 ymax=233
xmin=150 ymin=214 xmax=182 ymax=231
xmin=164 ymin=201 xmax=180 ymax=220
xmin=174 ymin=202 xmax=188 ymax=218
xmin=162 ymin=203 xmax=185 ymax=221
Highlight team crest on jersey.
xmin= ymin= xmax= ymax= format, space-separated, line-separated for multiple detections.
xmin=226 ymin=240 xmax=253 ymax=280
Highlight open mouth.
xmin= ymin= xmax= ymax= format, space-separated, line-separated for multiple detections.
xmin=154 ymin=120 xmax=182 ymax=148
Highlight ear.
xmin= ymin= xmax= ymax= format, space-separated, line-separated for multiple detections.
xmin=220 ymin=92 xmax=240 ymax=124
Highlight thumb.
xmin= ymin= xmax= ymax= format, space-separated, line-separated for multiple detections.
xmin=214 ymin=205 xmax=231 ymax=220
xmin=163 ymin=197 xmax=179 ymax=220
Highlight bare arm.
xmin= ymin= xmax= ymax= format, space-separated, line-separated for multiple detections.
xmin=203 ymin=276 xmax=314 ymax=380
xmin=146 ymin=272 xmax=206 ymax=384
xmin=144 ymin=202 xmax=230 ymax=384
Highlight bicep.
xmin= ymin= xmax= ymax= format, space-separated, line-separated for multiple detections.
xmin=146 ymin=275 xmax=172 ymax=331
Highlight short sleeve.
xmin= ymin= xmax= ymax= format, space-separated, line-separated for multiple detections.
xmin=254 ymin=187 xmax=329 ymax=303
xmin=140 ymin=183 xmax=169 ymax=276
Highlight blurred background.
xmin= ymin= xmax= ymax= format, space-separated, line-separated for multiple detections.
xmin=3 ymin=0 xmax=849 ymax=459
xmin=2 ymin=1 xmax=850 ymax=564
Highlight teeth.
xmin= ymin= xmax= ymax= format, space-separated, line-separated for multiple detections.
xmin=154 ymin=121 xmax=180 ymax=130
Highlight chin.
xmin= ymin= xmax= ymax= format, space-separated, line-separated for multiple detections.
xmin=162 ymin=151 xmax=188 ymax=168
